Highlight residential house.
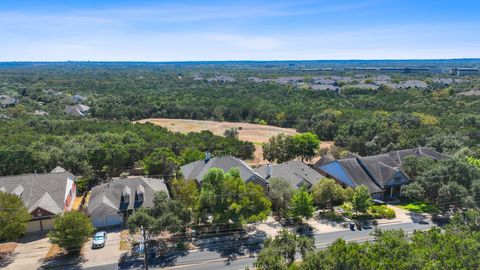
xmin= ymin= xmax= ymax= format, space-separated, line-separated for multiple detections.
xmin=256 ymin=161 xmax=325 ymax=191
xmin=72 ymin=94 xmax=87 ymax=103
xmin=310 ymin=84 xmax=339 ymax=91
xmin=65 ymin=104 xmax=90 ymax=117
xmin=457 ymin=90 xmax=480 ymax=96
xmin=314 ymin=147 xmax=447 ymax=199
xmin=87 ymin=176 xmax=169 ymax=228
xmin=180 ymin=155 xmax=268 ymax=188
xmin=0 ymin=167 xmax=76 ymax=233
xmin=0 ymin=95 xmax=18 ymax=108
xmin=206 ymin=75 xmax=236 ymax=83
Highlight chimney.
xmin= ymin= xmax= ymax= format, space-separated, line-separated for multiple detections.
xmin=205 ymin=151 xmax=211 ymax=164
xmin=266 ymin=164 xmax=272 ymax=179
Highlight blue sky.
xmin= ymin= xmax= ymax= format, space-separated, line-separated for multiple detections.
xmin=1 ymin=0 xmax=479 ymax=61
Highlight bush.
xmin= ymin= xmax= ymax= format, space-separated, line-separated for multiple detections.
xmin=48 ymin=211 xmax=94 ymax=253
xmin=368 ymin=205 xmax=396 ymax=219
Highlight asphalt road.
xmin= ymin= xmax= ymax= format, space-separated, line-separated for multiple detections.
xmin=78 ymin=221 xmax=432 ymax=270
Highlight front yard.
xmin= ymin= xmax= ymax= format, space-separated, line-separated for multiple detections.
xmin=394 ymin=200 xmax=439 ymax=214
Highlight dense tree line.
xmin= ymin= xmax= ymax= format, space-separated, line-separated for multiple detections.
xmin=0 ymin=119 xmax=254 ymax=187
xmin=256 ymin=209 xmax=480 ymax=270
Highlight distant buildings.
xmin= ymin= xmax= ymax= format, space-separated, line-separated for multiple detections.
xmin=0 ymin=95 xmax=18 ymax=108
xmin=72 ymin=94 xmax=87 ymax=103
xmin=449 ymin=68 xmax=479 ymax=76
xmin=65 ymin=104 xmax=90 ymax=117
xmin=206 ymin=75 xmax=236 ymax=83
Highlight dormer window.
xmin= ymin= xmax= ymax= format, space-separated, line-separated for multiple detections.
xmin=136 ymin=184 xmax=145 ymax=203
xmin=121 ymin=186 xmax=131 ymax=205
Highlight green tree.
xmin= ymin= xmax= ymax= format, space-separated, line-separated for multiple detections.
xmin=290 ymin=187 xmax=315 ymax=220
xmin=255 ymin=229 xmax=313 ymax=269
xmin=128 ymin=191 xmax=192 ymax=236
xmin=224 ymin=128 xmax=239 ymax=139
xmin=142 ymin=148 xmax=180 ymax=177
xmin=403 ymin=182 xmax=426 ymax=201
xmin=0 ymin=192 xmax=31 ymax=240
xmin=199 ymin=168 xmax=271 ymax=225
xmin=179 ymin=148 xmax=205 ymax=165
xmin=268 ymin=177 xmax=294 ymax=215
xmin=48 ymin=211 xmax=94 ymax=253
xmin=170 ymin=178 xmax=200 ymax=209
xmin=351 ymin=185 xmax=372 ymax=214
xmin=262 ymin=134 xmax=294 ymax=163
xmin=290 ymin=132 xmax=320 ymax=162
xmin=312 ymin=178 xmax=352 ymax=210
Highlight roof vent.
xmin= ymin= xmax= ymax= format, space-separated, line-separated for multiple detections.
xmin=205 ymin=151 xmax=212 ymax=163
xmin=13 ymin=185 xmax=24 ymax=196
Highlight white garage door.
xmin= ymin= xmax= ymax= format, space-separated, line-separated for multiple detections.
xmin=25 ymin=219 xmax=55 ymax=233
xmin=26 ymin=220 xmax=42 ymax=233
xmin=41 ymin=218 xmax=55 ymax=231
xmin=92 ymin=214 xmax=122 ymax=228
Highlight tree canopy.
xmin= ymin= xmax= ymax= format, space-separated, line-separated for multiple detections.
xmin=0 ymin=191 xmax=31 ymax=240
xmin=48 ymin=211 xmax=94 ymax=253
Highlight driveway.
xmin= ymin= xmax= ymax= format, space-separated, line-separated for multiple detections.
xmin=82 ymin=229 xmax=125 ymax=268
xmin=4 ymin=233 xmax=50 ymax=270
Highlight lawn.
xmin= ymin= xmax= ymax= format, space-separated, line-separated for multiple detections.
xmin=396 ymin=200 xmax=439 ymax=214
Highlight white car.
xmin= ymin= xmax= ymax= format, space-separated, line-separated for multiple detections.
xmin=92 ymin=231 xmax=107 ymax=249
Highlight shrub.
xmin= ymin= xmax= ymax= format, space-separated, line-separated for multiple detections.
xmin=368 ymin=205 xmax=396 ymax=219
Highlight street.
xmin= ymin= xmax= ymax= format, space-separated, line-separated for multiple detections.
xmin=77 ymin=221 xmax=432 ymax=270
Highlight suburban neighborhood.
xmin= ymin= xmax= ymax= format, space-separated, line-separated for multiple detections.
xmin=1 ymin=0 xmax=480 ymax=269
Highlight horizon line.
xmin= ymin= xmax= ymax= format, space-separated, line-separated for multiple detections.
xmin=1 ymin=58 xmax=480 ymax=63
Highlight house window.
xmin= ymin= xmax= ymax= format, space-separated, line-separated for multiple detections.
xmin=394 ymin=176 xmax=402 ymax=182
xmin=136 ymin=193 xmax=144 ymax=203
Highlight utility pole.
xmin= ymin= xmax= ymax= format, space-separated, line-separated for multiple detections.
xmin=141 ymin=225 xmax=149 ymax=270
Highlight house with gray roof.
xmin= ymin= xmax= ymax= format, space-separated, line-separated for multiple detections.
xmin=87 ymin=176 xmax=169 ymax=228
xmin=180 ymin=155 xmax=267 ymax=188
xmin=256 ymin=161 xmax=325 ymax=191
xmin=0 ymin=167 xmax=77 ymax=233
xmin=0 ymin=95 xmax=18 ymax=108
xmin=72 ymin=94 xmax=87 ymax=103
xmin=206 ymin=75 xmax=236 ymax=83
xmin=65 ymin=104 xmax=90 ymax=117
xmin=314 ymin=147 xmax=447 ymax=199
xmin=310 ymin=84 xmax=339 ymax=91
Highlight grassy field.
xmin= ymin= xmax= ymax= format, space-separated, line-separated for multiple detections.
xmin=135 ymin=118 xmax=334 ymax=166
xmin=395 ymin=200 xmax=439 ymax=214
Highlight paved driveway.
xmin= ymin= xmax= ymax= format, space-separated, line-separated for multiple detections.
xmin=4 ymin=233 xmax=50 ymax=270
xmin=82 ymin=230 xmax=125 ymax=268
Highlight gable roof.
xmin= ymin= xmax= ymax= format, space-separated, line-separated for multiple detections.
xmin=65 ymin=104 xmax=90 ymax=117
xmin=87 ymin=176 xmax=169 ymax=217
xmin=0 ymin=95 xmax=18 ymax=106
xmin=315 ymin=147 xmax=447 ymax=193
xmin=0 ymin=171 xmax=74 ymax=215
xmin=256 ymin=161 xmax=325 ymax=189
xmin=180 ymin=156 xmax=266 ymax=185
xmin=337 ymin=159 xmax=383 ymax=193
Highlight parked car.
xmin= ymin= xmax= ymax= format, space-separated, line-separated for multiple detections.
xmin=349 ymin=222 xmax=356 ymax=231
xmin=92 ymin=231 xmax=107 ymax=249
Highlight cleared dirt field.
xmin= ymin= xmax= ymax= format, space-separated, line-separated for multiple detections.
xmin=134 ymin=118 xmax=333 ymax=166
xmin=135 ymin=118 xmax=297 ymax=143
